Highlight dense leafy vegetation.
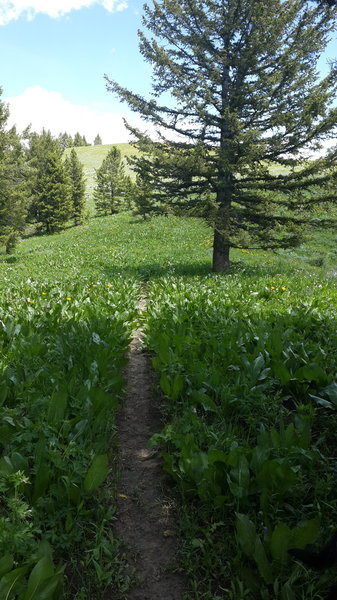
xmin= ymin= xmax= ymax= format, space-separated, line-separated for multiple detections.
xmin=0 ymin=211 xmax=336 ymax=599
xmin=0 ymin=213 xmax=211 ymax=598
xmin=0 ymin=277 xmax=138 ymax=598
xmin=0 ymin=217 xmax=145 ymax=597
xmin=144 ymin=271 xmax=337 ymax=599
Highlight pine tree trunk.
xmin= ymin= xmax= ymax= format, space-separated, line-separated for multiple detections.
xmin=212 ymin=184 xmax=231 ymax=273
xmin=212 ymin=226 xmax=230 ymax=272
xmin=212 ymin=61 xmax=232 ymax=274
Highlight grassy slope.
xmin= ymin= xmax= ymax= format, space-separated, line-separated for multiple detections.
xmin=2 ymin=214 xmax=211 ymax=286
xmin=3 ymin=212 xmax=336 ymax=285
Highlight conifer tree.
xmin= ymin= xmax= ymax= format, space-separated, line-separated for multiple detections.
xmin=64 ymin=148 xmax=86 ymax=225
xmin=0 ymin=90 xmax=30 ymax=252
xmin=27 ymin=129 xmax=64 ymax=224
xmin=74 ymin=132 xmax=90 ymax=147
xmin=106 ymin=0 xmax=337 ymax=271
xmin=131 ymin=159 xmax=167 ymax=219
xmin=58 ymin=132 xmax=73 ymax=150
xmin=94 ymin=134 xmax=102 ymax=145
xmin=34 ymin=152 xmax=72 ymax=233
xmin=94 ymin=146 xmax=126 ymax=215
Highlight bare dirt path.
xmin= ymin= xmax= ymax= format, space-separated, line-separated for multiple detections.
xmin=113 ymin=296 xmax=186 ymax=600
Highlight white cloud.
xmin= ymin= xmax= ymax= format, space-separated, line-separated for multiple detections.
xmin=5 ymin=85 xmax=136 ymax=144
xmin=0 ymin=0 xmax=127 ymax=25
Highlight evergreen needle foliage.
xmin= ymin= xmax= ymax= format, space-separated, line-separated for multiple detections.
xmin=34 ymin=152 xmax=72 ymax=233
xmin=94 ymin=133 xmax=102 ymax=145
xmin=0 ymin=89 xmax=30 ymax=253
xmin=65 ymin=148 xmax=86 ymax=225
xmin=94 ymin=146 xmax=127 ymax=215
xmin=106 ymin=0 xmax=337 ymax=272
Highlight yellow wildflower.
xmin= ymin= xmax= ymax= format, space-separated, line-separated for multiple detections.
xmin=66 ymin=297 xmax=72 ymax=301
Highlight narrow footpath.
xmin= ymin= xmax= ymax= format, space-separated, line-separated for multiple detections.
xmin=113 ymin=296 xmax=186 ymax=600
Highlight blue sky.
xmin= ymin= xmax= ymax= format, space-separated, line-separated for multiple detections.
xmin=1 ymin=1 xmax=336 ymax=144
xmin=1 ymin=0 xmax=152 ymax=143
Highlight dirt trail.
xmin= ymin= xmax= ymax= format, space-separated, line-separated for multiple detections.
xmin=113 ymin=297 xmax=186 ymax=600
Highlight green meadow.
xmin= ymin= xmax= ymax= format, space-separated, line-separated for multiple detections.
xmin=0 ymin=194 xmax=337 ymax=599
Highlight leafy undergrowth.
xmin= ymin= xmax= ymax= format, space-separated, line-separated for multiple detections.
xmin=144 ymin=271 xmax=337 ymax=600
xmin=1 ymin=213 xmax=337 ymax=598
xmin=0 ymin=278 xmax=138 ymax=599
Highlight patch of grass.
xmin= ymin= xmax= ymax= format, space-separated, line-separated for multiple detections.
xmin=1 ymin=214 xmax=213 ymax=286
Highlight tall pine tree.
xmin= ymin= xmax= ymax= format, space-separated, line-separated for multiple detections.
xmin=106 ymin=0 xmax=337 ymax=271
xmin=27 ymin=129 xmax=64 ymax=227
xmin=65 ymin=148 xmax=86 ymax=225
xmin=0 ymin=89 xmax=30 ymax=253
xmin=94 ymin=147 xmax=127 ymax=215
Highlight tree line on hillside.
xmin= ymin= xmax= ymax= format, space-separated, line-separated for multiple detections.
xmin=0 ymin=92 xmax=149 ymax=252
xmin=0 ymin=103 xmax=89 ymax=250
xmin=58 ymin=131 xmax=102 ymax=149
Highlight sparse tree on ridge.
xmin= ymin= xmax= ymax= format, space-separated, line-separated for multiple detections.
xmin=94 ymin=134 xmax=102 ymax=145
xmin=0 ymin=90 xmax=31 ymax=252
xmin=64 ymin=148 xmax=86 ymax=225
xmin=106 ymin=0 xmax=337 ymax=272
xmin=94 ymin=146 xmax=127 ymax=215
xmin=74 ymin=132 xmax=90 ymax=147
xmin=58 ymin=132 xmax=73 ymax=150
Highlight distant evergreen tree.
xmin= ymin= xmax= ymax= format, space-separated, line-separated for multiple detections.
xmin=131 ymin=160 xmax=166 ymax=219
xmin=94 ymin=147 xmax=126 ymax=215
xmin=34 ymin=152 xmax=72 ymax=233
xmin=27 ymin=129 xmax=63 ymax=224
xmin=58 ymin=132 xmax=73 ymax=150
xmin=73 ymin=132 xmax=82 ymax=147
xmin=123 ymin=175 xmax=136 ymax=210
xmin=64 ymin=148 xmax=86 ymax=225
xmin=132 ymin=175 xmax=155 ymax=220
xmin=0 ymin=90 xmax=30 ymax=252
xmin=73 ymin=132 xmax=90 ymax=147
xmin=94 ymin=134 xmax=102 ymax=145
xmin=28 ymin=129 xmax=62 ymax=159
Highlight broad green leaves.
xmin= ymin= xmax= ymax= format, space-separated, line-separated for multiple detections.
xmin=84 ymin=455 xmax=109 ymax=495
xmin=145 ymin=273 xmax=337 ymax=598
xmin=0 ymin=278 xmax=137 ymax=597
